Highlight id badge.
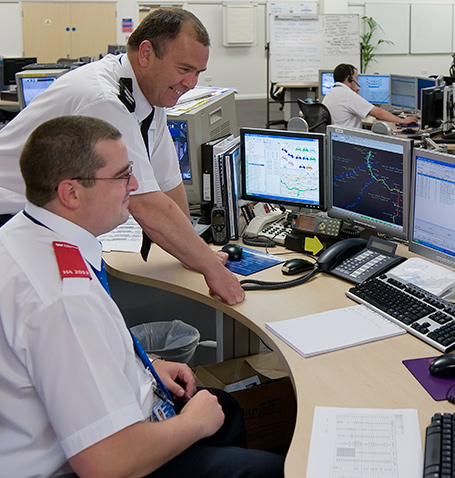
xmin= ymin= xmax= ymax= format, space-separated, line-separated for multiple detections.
xmin=152 ymin=399 xmax=176 ymax=421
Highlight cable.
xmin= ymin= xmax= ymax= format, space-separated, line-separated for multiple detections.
xmin=240 ymin=264 xmax=319 ymax=291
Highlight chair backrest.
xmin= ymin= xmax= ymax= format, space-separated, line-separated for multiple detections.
xmin=371 ymin=121 xmax=392 ymax=136
xmin=287 ymin=116 xmax=309 ymax=132
xmin=297 ymin=100 xmax=331 ymax=133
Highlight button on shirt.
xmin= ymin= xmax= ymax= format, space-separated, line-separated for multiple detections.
xmin=322 ymin=82 xmax=374 ymax=129
xmin=0 ymin=203 xmax=159 ymax=478
xmin=0 ymin=54 xmax=182 ymax=214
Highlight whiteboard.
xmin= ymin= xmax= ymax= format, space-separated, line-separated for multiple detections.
xmin=365 ymin=3 xmax=409 ymax=55
xmin=269 ymin=14 xmax=360 ymax=83
xmin=410 ymin=4 xmax=453 ymax=54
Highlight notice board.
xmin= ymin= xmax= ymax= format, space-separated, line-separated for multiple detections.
xmin=269 ymin=14 xmax=360 ymax=83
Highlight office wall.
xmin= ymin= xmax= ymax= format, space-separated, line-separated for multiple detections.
xmin=3 ymin=0 xmax=455 ymax=98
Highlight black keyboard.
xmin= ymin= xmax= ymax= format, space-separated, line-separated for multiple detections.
xmin=346 ymin=273 xmax=455 ymax=352
xmin=424 ymin=413 xmax=455 ymax=477
xmin=22 ymin=62 xmax=71 ymax=70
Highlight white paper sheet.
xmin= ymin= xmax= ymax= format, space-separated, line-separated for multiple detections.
xmin=306 ymin=407 xmax=423 ymax=478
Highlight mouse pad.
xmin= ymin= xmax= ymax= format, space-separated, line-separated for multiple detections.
xmin=223 ymin=246 xmax=285 ymax=276
xmin=403 ymin=356 xmax=455 ymax=401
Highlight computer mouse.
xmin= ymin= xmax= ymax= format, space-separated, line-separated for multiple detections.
xmin=282 ymin=258 xmax=313 ymax=275
xmin=429 ymin=353 xmax=455 ymax=377
xmin=221 ymin=244 xmax=243 ymax=261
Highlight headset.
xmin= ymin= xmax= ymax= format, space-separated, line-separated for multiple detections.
xmin=347 ymin=65 xmax=355 ymax=83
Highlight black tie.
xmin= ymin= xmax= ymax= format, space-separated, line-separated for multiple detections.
xmin=140 ymin=109 xmax=155 ymax=262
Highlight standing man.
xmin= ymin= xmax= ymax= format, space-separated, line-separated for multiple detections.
xmin=0 ymin=8 xmax=245 ymax=305
xmin=0 ymin=115 xmax=284 ymax=478
xmin=322 ymin=63 xmax=419 ymax=129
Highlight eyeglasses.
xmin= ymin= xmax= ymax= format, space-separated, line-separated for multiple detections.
xmin=72 ymin=161 xmax=134 ymax=185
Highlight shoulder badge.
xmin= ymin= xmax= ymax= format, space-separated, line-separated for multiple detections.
xmin=52 ymin=242 xmax=92 ymax=280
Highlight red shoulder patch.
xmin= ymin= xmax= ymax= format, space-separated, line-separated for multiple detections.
xmin=52 ymin=242 xmax=92 ymax=280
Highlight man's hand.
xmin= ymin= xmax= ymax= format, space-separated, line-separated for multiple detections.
xmin=205 ymin=259 xmax=246 ymax=306
xmin=153 ymin=360 xmax=197 ymax=400
xmin=180 ymin=389 xmax=225 ymax=438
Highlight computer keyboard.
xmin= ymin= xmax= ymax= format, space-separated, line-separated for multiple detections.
xmin=424 ymin=413 xmax=455 ymax=477
xmin=22 ymin=62 xmax=71 ymax=70
xmin=346 ymin=273 xmax=455 ymax=352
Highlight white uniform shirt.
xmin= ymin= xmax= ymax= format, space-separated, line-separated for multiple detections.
xmin=322 ymin=82 xmax=374 ymax=129
xmin=0 ymin=203 xmax=159 ymax=478
xmin=0 ymin=54 xmax=182 ymax=214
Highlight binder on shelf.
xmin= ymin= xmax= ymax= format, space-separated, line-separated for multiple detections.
xmin=201 ymin=134 xmax=232 ymax=205
xmin=222 ymin=138 xmax=241 ymax=240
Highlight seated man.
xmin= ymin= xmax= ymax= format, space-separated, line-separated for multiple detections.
xmin=322 ymin=63 xmax=419 ymax=129
xmin=0 ymin=116 xmax=285 ymax=478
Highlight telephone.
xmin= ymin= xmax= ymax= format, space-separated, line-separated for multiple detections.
xmin=243 ymin=210 xmax=286 ymax=236
xmin=317 ymin=236 xmax=406 ymax=284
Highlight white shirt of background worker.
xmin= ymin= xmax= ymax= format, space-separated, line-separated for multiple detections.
xmin=322 ymin=63 xmax=419 ymax=129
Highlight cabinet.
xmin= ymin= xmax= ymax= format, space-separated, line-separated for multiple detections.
xmin=22 ymin=2 xmax=117 ymax=62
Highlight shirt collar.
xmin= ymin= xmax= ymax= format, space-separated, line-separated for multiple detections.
xmin=119 ymin=54 xmax=154 ymax=123
xmin=24 ymin=202 xmax=103 ymax=271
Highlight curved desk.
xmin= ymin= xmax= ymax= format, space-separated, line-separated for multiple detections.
xmin=105 ymin=245 xmax=454 ymax=477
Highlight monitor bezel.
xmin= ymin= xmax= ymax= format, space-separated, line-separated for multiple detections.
xmin=420 ymin=85 xmax=445 ymax=130
xmin=357 ymin=74 xmax=391 ymax=105
xmin=326 ymin=125 xmax=412 ymax=241
xmin=416 ymin=76 xmax=438 ymax=110
xmin=240 ymin=127 xmax=326 ymax=211
xmin=409 ymin=148 xmax=455 ymax=270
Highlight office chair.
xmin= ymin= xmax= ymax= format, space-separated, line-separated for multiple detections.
xmin=297 ymin=99 xmax=331 ymax=133
xmin=287 ymin=116 xmax=309 ymax=132
xmin=371 ymin=121 xmax=392 ymax=136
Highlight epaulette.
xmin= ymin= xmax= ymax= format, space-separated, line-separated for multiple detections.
xmin=52 ymin=242 xmax=92 ymax=280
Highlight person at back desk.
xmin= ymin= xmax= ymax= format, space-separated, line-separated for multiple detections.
xmin=0 ymin=7 xmax=244 ymax=306
xmin=0 ymin=115 xmax=284 ymax=478
xmin=322 ymin=63 xmax=419 ymax=129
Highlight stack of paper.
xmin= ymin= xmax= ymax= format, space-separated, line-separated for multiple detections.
xmin=265 ymin=305 xmax=405 ymax=357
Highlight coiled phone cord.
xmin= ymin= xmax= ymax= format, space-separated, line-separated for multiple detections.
xmin=240 ymin=264 xmax=320 ymax=291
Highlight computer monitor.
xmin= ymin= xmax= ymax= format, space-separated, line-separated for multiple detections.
xmin=240 ymin=127 xmax=325 ymax=210
xmin=15 ymin=69 xmax=69 ymax=109
xmin=409 ymin=148 xmax=455 ymax=270
xmin=166 ymin=89 xmax=237 ymax=205
xmin=1 ymin=57 xmax=37 ymax=89
xmin=357 ymin=74 xmax=390 ymax=104
xmin=389 ymin=74 xmax=417 ymax=110
xmin=420 ymin=85 xmax=446 ymax=130
xmin=416 ymin=77 xmax=437 ymax=110
xmin=326 ymin=125 xmax=412 ymax=240
xmin=319 ymin=69 xmax=334 ymax=97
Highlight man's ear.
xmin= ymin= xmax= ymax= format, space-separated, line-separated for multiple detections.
xmin=137 ymin=40 xmax=154 ymax=67
xmin=56 ymin=180 xmax=81 ymax=210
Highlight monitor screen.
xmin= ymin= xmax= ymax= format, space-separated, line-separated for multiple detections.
xmin=390 ymin=74 xmax=417 ymax=110
xmin=420 ymin=85 xmax=445 ymax=130
xmin=409 ymin=148 xmax=455 ymax=270
xmin=416 ymin=77 xmax=437 ymax=110
xmin=357 ymin=74 xmax=390 ymax=104
xmin=319 ymin=70 xmax=334 ymax=97
xmin=326 ymin=125 xmax=412 ymax=240
xmin=168 ymin=120 xmax=191 ymax=180
xmin=2 ymin=57 xmax=37 ymax=86
xmin=240 ymin=127 xmax=325 ymax=210
xmin=19 ymin=76 xmax=57 ymax=107
xmin=16 ymin=69 xmax=69 ymax=109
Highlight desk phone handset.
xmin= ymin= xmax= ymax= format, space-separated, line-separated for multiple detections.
xmin=317 ymin=236 xmax=406 ymax=284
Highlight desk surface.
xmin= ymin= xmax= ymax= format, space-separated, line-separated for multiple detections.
xmin=105 ymin=245 xmax=453 ymax=477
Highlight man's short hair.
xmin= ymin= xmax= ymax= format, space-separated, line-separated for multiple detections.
xmin=20 ymin=116 xmax=122 ymax=207
xmin=334 ymin=64 xmax=357 ymax=83
xmin=127 ymin=7 xmax=210 ymax=59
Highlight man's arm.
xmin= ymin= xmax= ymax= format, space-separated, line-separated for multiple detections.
xmin=69 ymin=389 xmax=224 ymax=478
xmin=369 ymin=106 xmax=419 ymax=125
xmin=164 ymin=182 xmax=191 ymax=219
xmin=128 ymin=190 xmax=245 ymax=305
